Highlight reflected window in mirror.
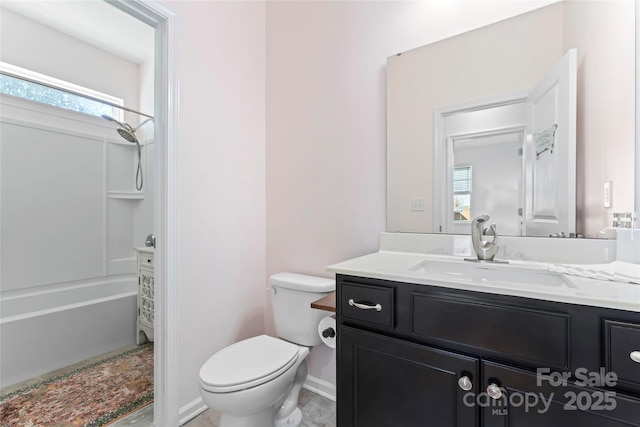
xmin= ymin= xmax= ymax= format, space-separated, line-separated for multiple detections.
xmin=453 ymin=166 xmax=472 ymax=223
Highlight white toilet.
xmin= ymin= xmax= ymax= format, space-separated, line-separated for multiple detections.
xmin=198 ymin=273 xmax=335 ymax=427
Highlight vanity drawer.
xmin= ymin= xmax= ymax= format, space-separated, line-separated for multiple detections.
xmin=604 ymin=320 xmax=640 ymax=393
xmin=411 ymin=291 xmax=570 ymax=370
xmin=340 ymin=282 xmax=395 ymax=329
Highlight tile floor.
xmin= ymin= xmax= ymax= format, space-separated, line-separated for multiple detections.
xmin=185 ymin=388 xmax=336 ymax=427
xmin=112 ymin=388 xmax=336 ymax=427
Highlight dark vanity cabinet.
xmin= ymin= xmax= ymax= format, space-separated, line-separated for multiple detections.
xmin=339 ymin=325 xmax=479 ymax=427
xmin=336 ymin=275 xmax=640 ymax=427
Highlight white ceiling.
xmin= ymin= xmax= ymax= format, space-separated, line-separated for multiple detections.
xmin=2 ymin=0 xmax=561 ymax=67
xmin=1 ymin=0 xmax=154 ymax=64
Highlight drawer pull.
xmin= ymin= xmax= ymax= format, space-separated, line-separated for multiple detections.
xmin=458 ymin=376 xmax=473 ymax=391
xmin=348 ymin=299 xmax=382 ymax=312
xmin=630 ymin=351 xmax=640 ymax=363
xmin=487 ymin=383 xmax=503 ymax=400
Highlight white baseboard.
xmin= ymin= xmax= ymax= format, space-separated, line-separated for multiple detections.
xmin=303 ymin=375 xmax=336 ymax=402
xmin=179 ymin=396 xmax=208 ymax=426
xmin=178 ymin=375 xmax=335 ymax=425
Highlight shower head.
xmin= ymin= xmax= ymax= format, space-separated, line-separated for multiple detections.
xmin=117 ymin=127 xmax=139 ymax=143
xmin=100 ymin=113 xmax=153 ymax=191
xmin=100 ymin=114 xmax=153 ymax=143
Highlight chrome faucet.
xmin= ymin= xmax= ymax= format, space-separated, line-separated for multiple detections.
xmin=471 ymin=215 xmax=499 ymax=261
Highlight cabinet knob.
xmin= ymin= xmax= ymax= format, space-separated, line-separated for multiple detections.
xmin=630 ymin=351 xmax=640 ymax=363
xmin=487 ymin=383 xmax=503 ymax=400
xmin=458 ymin=376 xmax=473 ymax=391
xmin=348 ymin=299 xmax=382 ymax=312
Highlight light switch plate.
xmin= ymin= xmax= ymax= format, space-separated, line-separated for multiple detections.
xmin=411 ymin=198 xmax=425 ymax=212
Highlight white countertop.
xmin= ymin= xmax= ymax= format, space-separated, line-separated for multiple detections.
xmin=327 ymin=251 xmax=640 ymax=312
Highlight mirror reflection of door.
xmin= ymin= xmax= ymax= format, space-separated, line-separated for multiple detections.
xmin=435 ymin=49 xmax=576 ymax=237
xmin=524 ymin=49 xmax=577 ymax=236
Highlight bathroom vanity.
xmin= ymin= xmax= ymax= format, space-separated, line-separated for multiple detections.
xmin=329 ymin=235 xmax=640 ymax=426
xmin=135 ymin=247 xmax=154 ymax=344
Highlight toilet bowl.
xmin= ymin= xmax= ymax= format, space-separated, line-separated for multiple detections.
xmin=199 ymin=335 xmax=310 ymax=427
xmin=198 ymin=273 xmax=334 ymax=427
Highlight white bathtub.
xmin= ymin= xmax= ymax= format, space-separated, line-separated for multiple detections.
xmin=0 ymin=277 xmax=138 ymax=388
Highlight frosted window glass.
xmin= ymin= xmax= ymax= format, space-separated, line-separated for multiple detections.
xmin=0 ymin=74 xmax=114 ymax=118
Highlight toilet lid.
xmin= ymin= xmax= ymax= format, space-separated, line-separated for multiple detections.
xmin=199 ymin=335 xmax=299 ymax=393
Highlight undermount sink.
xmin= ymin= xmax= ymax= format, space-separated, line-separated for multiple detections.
xmin=406 ymin=258 xmax=573 ymax=288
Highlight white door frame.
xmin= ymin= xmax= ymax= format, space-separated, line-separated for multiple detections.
xmin=107 ymin=1 xmax=179 ymax=425
xmin=433 ymin=93 xmax=527 ymax=233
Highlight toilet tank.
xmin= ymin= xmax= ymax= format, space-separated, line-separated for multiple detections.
xmin=271 ymin=273 xmax=335 ymax=346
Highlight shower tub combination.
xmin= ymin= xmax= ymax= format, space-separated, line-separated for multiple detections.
xmin=0 ymin=277 xmax=138 ymax=388
xmin=0 ymin=93 xmax=156 ymax=390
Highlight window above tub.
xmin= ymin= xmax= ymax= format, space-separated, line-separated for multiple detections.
xmin=0 ymin=61 xmax=123 ymax=120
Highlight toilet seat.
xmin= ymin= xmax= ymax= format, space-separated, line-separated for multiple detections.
xmin=199 ymin=335 xmax=299 ymax=393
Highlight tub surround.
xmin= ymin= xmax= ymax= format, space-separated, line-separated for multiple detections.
xmin=0 ymin=277 xmax=137 ymax=388
xmin=0 ymin=101 xmax=153 ymax=389
xmin=328 ymin=232 xmax=640 ymax=312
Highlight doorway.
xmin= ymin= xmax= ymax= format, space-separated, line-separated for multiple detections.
xmin=0 ymin=0 xmax=178 ymax=424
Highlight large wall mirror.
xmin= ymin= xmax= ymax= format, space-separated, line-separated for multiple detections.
xmin=387 ymin=1 xmax=636 ymax=238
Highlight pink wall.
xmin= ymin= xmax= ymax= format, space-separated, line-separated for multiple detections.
xmin=564 ymin=0 xmax=636 ymax=236
xmin=164 ymin=0 xmax=267 ymax=409
xmin=265 ymin=1 xmax=387 ymax=386
xmin=265 ymin=0 xmax=555 ymax=390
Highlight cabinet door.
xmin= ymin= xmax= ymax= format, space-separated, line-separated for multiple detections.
xmin=338 ymin=325 xmax=479 ymax=427
xmin=482 ymin=361 xmax=640 ymax=427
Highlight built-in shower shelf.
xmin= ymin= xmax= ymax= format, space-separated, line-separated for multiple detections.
xmin=107 ymin=191 xmax=145 ymax=200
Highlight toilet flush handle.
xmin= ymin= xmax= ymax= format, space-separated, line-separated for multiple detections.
xmin=267 ymin=287 xmax=276 ymax=295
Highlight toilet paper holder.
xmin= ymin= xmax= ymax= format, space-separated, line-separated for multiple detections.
xmin=318 ymin=314 xmax=337 ymax=348
xmin=321 ymin=327 xmax=335 ymax=338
